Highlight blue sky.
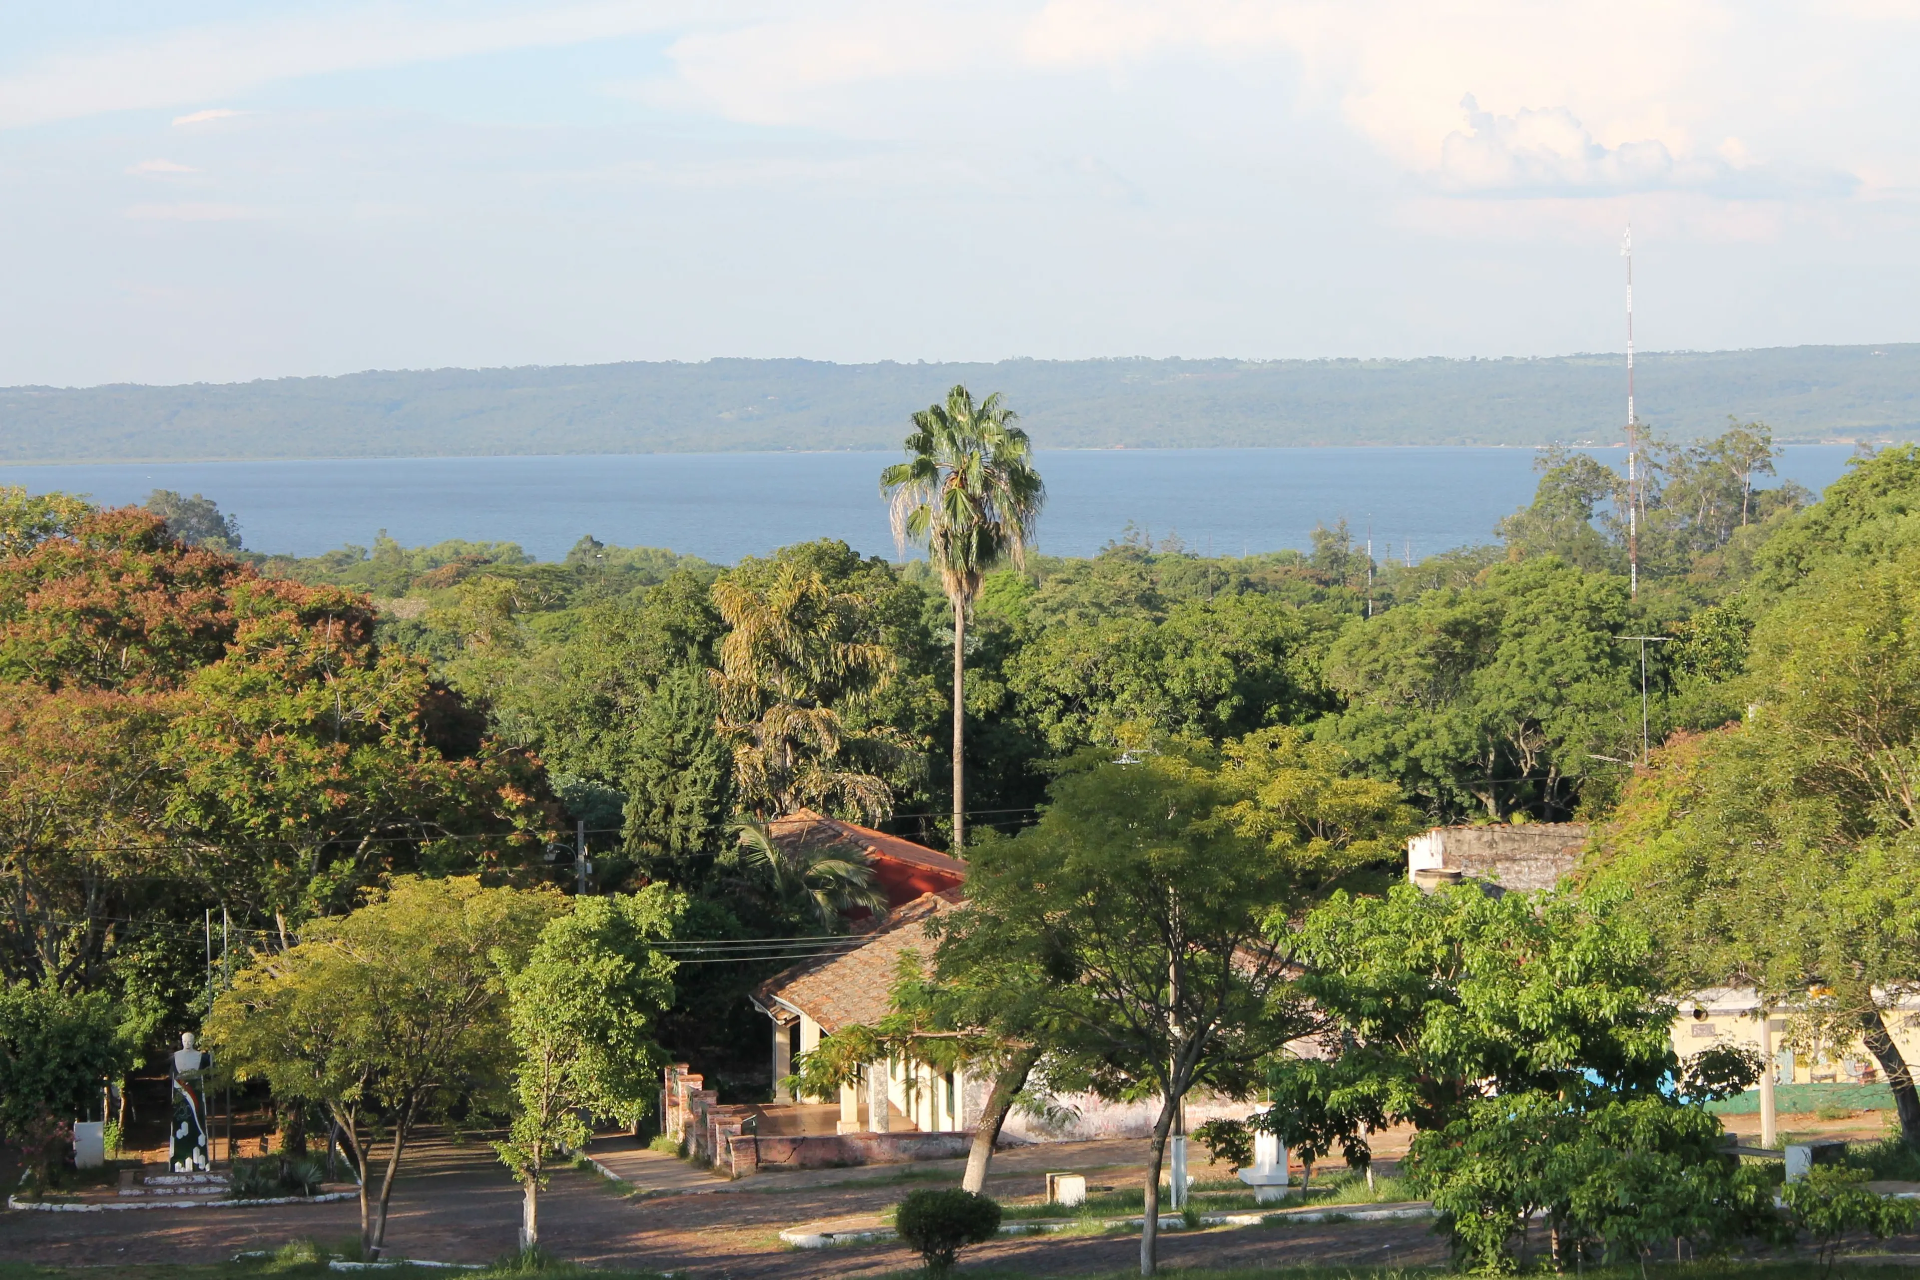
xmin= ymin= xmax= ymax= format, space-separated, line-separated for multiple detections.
xmin=3 ymin=1 xmax=1918 ymax=386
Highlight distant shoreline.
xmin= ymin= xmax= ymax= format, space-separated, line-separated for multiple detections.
xmin=4 ymin=347 xmax=1917 ymax=463
xmin=0 ymin=439 xmax=1902 ymax=468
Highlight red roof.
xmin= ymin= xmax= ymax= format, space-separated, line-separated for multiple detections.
xmin=768 ymin=809 xmax=966 ymax=910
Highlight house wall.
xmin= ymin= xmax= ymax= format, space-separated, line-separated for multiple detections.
xmin=885 ymin=1059 xmax=966 ymax=1133
xmin=1671 ymin=990 xmax=1920 ymax=1088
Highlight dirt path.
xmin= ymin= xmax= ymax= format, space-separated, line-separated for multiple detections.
xmin=2 ymin=1131 xmax=1453 ymax=1277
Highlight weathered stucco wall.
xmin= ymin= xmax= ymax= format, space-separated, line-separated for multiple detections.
xmin=1406 ymin=824 xmax=1588 ymax=893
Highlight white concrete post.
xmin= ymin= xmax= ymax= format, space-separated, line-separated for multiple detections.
xmin=1785 ymin=1144 xmax=1813 ymax=1182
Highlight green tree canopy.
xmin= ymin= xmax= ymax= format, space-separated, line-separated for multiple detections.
xmin=1589 ymin=538 xmax=1920 ymax=1144
xmin=496 ymin=887 xmax=682 ymax=1250
xmin=208 ymin=876 xmax=563 ymax=1257
xmin=939 ymin=730 xmax=1410 ymax=1276
xmin=1323 ymin=557 xmax=1640 ymax=821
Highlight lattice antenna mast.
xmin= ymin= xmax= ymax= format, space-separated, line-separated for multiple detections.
xmin=1623 ymin=224 xmax=1639 ymax=597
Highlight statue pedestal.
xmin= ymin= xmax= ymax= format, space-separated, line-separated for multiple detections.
xmin=1238 ymin=1112 xmax=1289 ymax=1204
xmin=72 ymin=1121 xmax=106 ymax=1169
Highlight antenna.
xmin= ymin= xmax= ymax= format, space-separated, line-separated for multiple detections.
xmin=1622 ymin=225 xmax=1639 ymax=598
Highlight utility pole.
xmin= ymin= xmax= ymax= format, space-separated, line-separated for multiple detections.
xmin=222 ymin=906 xmax=231 ymax=1166
xmin=1759 ymin=1002 xmax=1779 ymax=1148
xmin=1366 ymin=531 xmax=1374 ymax=619
xmin=576 ymin=818 xmax=590 ymax=895
xmin=1623 ymin=225 xmax=1640 ymax=598
xmin=1618 ymin=635 xmax=1672 ymax=761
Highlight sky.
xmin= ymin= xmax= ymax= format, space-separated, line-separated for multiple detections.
xmin=4 ymin=1 xmax=1919 ymax=387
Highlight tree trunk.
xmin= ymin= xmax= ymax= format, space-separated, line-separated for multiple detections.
xmin=1860 ymin=1005 xmax=1920 ymax=1145
xmin=332 ymin=1112 xmax=374 ymax=1259
xmin=520 ymin=1176 xmax=540 ymax=1252
xmin=1139 ymin=1089 xmax=1180 ymax=1277
xmin=961 ymin=1046 xmax=1041 ymax=1194
xmin=277 ymin=1100 xmax=307 ymax=1157
xmin=952 ymin=599 xmax=966 ymax=857
xmin=368 ymin=1124 xmax=412 ymax=1259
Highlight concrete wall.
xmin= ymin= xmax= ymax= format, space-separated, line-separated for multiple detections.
xmin=995 ymin=1088 xmax=1253 ymax=1143
xmin=1407 ymin=824 xmax=1588 ymax=893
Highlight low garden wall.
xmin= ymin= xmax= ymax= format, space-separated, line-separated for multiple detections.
xmin=724 ymin=1129 xmax=972 ymax=1178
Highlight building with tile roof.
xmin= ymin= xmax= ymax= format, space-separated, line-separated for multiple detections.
xmin=767 ymin=809 xmax=966 ymax=913
xmin=751 ymin=888 xmax=968 ymax=1135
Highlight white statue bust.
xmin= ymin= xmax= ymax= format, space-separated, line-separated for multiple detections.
xmin=173 ymin=1031 xmax=209 ymax=1078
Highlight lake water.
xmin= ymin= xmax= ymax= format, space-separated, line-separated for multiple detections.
xmin=0 ymin=446 xmax=1863 ymax=565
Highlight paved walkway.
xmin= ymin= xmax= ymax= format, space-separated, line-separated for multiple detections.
xmin=584 ymin=1133 xmax=1178 ymax=1198
xmin=581 ymin=1140 xmax=732 ymax=1194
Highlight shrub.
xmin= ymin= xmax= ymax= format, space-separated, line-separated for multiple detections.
xmin=647 ymin=1134 xmax=682 ymax=1156
xmin=894 ymin=1188 xmax=1001 ymax=1276
xmin=1847 ymin=1136 xmax=1920 ymax=1182
xmin=1782 ymin=1165 xmax=1919 ymax=1276
xmin=1192 ymin=1117 xmax=1253 ymax=1172
xmin=229 ymin=1154 xmax=329 ymax=1199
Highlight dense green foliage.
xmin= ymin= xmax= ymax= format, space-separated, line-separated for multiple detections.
xmin=933 ymin=732 xmax=1414 ymax=1272
xmin=208 ymin=876 xmax=564 ymax=1256
xmin=495 ymin=888 xmax=682 ymax=1250
xmin=0 ymin=982 xmax=134 ymax=1148
xmin=5 ymin=347 xmax=1918 ymax=460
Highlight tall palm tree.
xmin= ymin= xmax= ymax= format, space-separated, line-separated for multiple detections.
xmin=881 ymin=386 xmax=1044 ymax=854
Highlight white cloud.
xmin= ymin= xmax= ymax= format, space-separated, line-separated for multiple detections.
xmin=124 ymin=202 xmax=260 ymax=221
xmin=127 ymin=158 xmax=199 ymax=174
xmin=172 ymin=108 xmax=244 ymax=126
xmin=0 ymin=2 xmax=719 ymax=129
xmin=1438 ymin=96 xmax=1678 ymax=195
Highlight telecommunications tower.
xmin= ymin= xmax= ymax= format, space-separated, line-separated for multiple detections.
xmin=1622 ymin=225 xmax=1639 ymax=597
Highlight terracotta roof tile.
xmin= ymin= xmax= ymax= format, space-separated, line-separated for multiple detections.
xmin=753 ymin=891 xmax=957 ymax=1034
xmin=768 ymin=809 xmax=966 ymax=912
xmin=769 ymin=810 xmax=967 ymax=879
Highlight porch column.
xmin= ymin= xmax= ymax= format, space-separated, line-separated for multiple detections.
xmin=837 ymin=1083 xmax=862 ymax=1133
xmin=868 ymin=1061 xmax=891 ymax=1132
xmin=771 ymin=1015 xmax=793 ymax=1103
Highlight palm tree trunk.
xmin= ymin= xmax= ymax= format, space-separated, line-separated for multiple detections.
xmin=951 ymin=598 xmax=966 ymax=857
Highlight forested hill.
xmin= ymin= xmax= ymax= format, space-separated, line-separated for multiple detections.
xmin=4 ymin=344 xmax=1919 ymax=462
